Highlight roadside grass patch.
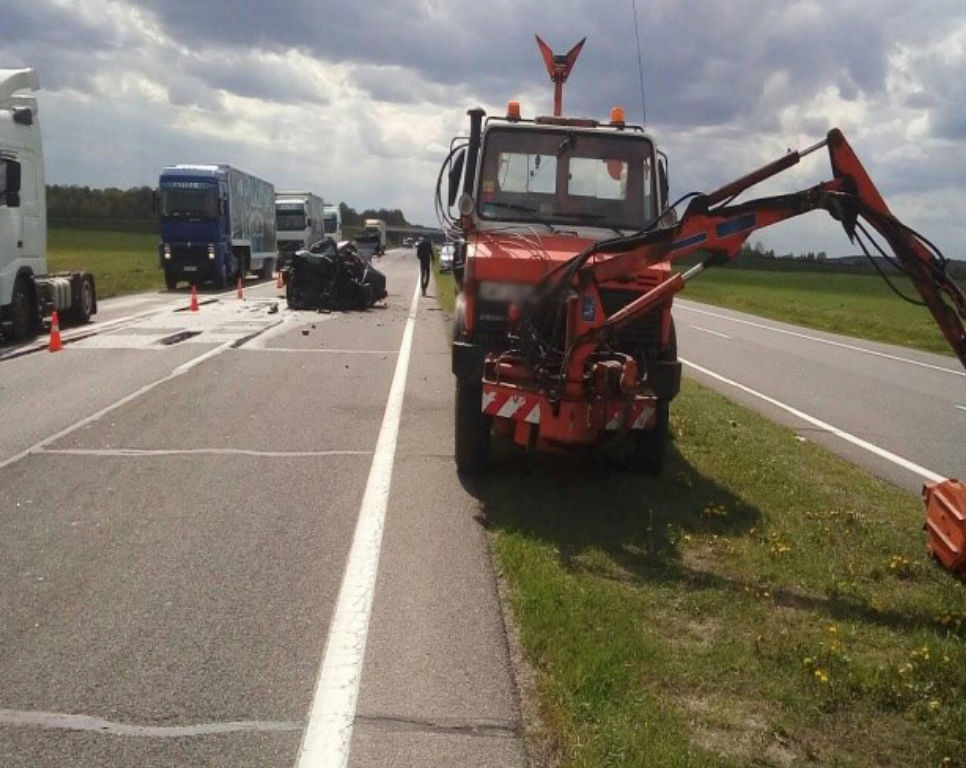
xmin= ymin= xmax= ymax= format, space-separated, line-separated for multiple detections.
xmin=680 ymin=268 xmax=952 ymax=356
xmin=432 ymin=257 xmax=456 ymax=314
xmin=481 ymin=379 xmax=966 ymax=766
xmin=48 ymin=228 xmax=161 ymax=299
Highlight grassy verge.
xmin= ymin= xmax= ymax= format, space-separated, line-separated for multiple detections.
xmin=48 ymin=228 xmax=162 ymax=299
xmin=432 ymin=253 xmax=456 ymax=313
xmin=681 ymin=268 xmax=952 ymax=356
xmin=479 ymin=381 xmax=966 ymax=767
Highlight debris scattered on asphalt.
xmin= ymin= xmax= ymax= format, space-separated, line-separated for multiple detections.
xmin=301 ymin=329 xmax=309 ymax=336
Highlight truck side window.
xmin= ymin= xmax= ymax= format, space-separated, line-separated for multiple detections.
xmin=0 ymin=160 xmax=7 ymax=205
xmin=0 ymin=159 xmax=21 ymax=208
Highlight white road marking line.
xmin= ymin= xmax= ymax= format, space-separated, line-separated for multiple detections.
xmin=687 ymin=324 xmax=731 ymax=339
xmin=676 ymin=302 xmax=963 ymax=377
xmin=956 ymin=405 xmax=966 ymax=413
xmin=0 ymin=709 xmax=299 ymax=737
xmin=0 ymin=341 xmax=235 ymax=474
xmin=242 ymin=348 xmax=398 ymax=355
xmin=296 ymin=276 xmax=421 ymax=768
xmin=680 ymin=356 xmax=947 ymax=484
xmin=36 ymin=448 xmax=371 ymax=458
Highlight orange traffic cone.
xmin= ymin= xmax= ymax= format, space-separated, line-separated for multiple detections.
xmin=276 ymin=270 xmax=283 ymax=289
xmin=189 ymin=285 xmax=199 ymax=312
xmin=236 ymin=277 xmax=244 ymax=300
xmin=48 ymin=310 xmax=63 ymax=352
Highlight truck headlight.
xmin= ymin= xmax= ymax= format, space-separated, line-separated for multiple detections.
xmin=208 ymin=244 xmax=215 ymax=260
xmin=163 ymin=244 xmax=171 ymax=260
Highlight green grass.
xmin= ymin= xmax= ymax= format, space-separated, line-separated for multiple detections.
xmin=432 ymin=254 xmax=456 ymax=314
xmin=681 ymin=268 xmax=952 ymax=356
xmin=479 ymin=380 xmax=966 ymax=767
xmin=48 ymin=228 xmax=162 ymax=299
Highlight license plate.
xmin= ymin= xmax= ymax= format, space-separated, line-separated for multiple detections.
xmin=183 ymin=266 xmax=198 ymax=272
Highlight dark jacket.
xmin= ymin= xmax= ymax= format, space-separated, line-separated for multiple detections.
xmin=417 ymin=239 xmax=433 ymax=261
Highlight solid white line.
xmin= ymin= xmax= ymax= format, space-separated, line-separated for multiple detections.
xmin=242 ymin=348 xmax=397 ymax=355
xmin=688 ymin=324 xmax=731 ymax=340
xmin=36 ymin=448 xmax=371 ymax=458
xmin=0 ymin=341 xmax=235 ymax=474
xmin=956 ymin=405 xmax=966 ymax=413
xmin=679 ymin=356 xmax=947 ymax=484
xmin=676 ymin=302 xmax=963 ymax=377
xmin=296 ymin=276 xmax=421 ymax=768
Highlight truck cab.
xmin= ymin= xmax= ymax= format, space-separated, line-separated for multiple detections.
xmin=275 ymin=192 xmax=325 ymax=268
xmin=0 ymin=70 xmax=46 ymax=333
xmin=447 ymin=104 xmax=680 ymax=473
xmin=323 ymin=205 xmax=342 ymax=243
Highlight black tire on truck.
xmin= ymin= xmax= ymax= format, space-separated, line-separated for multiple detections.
xmin=8 ymin=275 xmax=38 ymax=341
xmin=213 ymin=261 xmax=228 ymax=289
xmin=627 ymin=316 xmax=677 ymax=475
xmin=164 ymin=270 xmax=178 ymax=291
xmin=69 ymin=275 xmax=95 ymax=325
xmin=455 ymin=377 xmax=491 ymax=475
xmin=260 ymin=258 xmax=274 ymax=280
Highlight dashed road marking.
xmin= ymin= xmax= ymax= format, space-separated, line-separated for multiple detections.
xmin=296 ymin=275 xmax=421 ymax=768
xmin=36 ymin=448 xmax=371 ymax=458
xmin=676 ymin=302 xmax=963 ymax=377
xmin=687 ymin=324 xmax=731 ymax=339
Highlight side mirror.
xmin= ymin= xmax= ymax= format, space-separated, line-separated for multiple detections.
xmin=6 ymin=161 xmax=21 ymax=208
xmin=447 ymin=149 xmax=466 ymax=208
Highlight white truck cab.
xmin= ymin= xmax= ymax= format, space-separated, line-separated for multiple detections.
xmin=0 ymin=69 xmax=95 ymax=341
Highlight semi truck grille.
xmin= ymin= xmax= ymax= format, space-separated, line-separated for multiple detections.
xmin=170 ymin=245 xmax=209 ymax=265
xmin=598 ymin=287 xmax=662 ymax=355
xmin=472 ymin=299 xmax=509 ymax=346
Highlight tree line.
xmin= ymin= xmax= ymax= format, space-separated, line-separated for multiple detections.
xmin=46 ymin=185 xmax=411 ymax=227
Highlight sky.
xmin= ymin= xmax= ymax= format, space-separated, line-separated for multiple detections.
xmin=2 ymin=0 xmax=965 ymax=258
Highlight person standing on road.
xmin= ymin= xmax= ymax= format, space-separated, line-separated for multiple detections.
xmin=417 ymin=236 xmax=434 ymax=296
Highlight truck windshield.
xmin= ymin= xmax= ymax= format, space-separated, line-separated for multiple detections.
xmin=323 ymin=214 xmax=338 ymax=234
xmin=160 ymin=183 xmax=218 ymax=220
xmin=359 ymin=228 xmax=380 ymax=240
xmin=477 ymin=126 xmax=657 ymax=230
xmin=276 ymin=209 xmax=306 ymax=230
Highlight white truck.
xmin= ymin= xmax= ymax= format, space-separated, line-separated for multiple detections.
xmin=323 ymin=204 xmax=342 ymax=243
xmin=275 ymin=191 xmax=325 ymax=268
xmin=356 ymin=217 xmax=386 ymax=259
xmin=0 ymin=69 xmax=96 ymax=342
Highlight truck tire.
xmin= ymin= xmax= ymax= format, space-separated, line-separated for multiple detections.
xmin=8 ymin=276 xmax=38 ymax=341
xmin=260 ymin=258 xmax=274 ymax=280
xmin=69 ymin=275 xmax=95 ymax=325
xmin=213 ymin=262 xmax=228 ymax=289
xmin=455 ymin=377 xmax=490 ymax=475
xmin=164 ymin=270 xmax=178 ymax=291
xmin=627 ymin=400 xmax=669 ymax=475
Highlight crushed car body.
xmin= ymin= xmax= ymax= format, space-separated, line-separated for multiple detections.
xmin=285 ymin=238 xmax=387 ymax=311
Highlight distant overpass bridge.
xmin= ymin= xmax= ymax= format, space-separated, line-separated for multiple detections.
xmin=344 ymin=224 xmax=446 ymax=246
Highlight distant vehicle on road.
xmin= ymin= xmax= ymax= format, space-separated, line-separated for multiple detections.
xmin=158 ymin=164 xmax=276 ymax=290
xmin=356 ymin=218 xmax=386 ymax=260
xmin=0 ymin=68 xmax=96 ymax=342
xmin=323 ymin=204 xmax=342 ymax=243
xmin=439 ymin=242 xmax=455 ymax=273
xmin=276 ymin=191 xmax=325 ymax=269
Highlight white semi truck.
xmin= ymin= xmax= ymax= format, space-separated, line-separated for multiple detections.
xmin=0 ymin=69 xmax=96 ymax=342
xmin=356 ymin=218 xmax=386 ymax=259
xmin=323 ymin=204 xmax=342 ymax=243
xmin=275 ymin=191 xmax=325 ymax=267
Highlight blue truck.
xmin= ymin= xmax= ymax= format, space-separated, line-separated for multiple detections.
xmin=158 ymin=164 xmax=276 ymax=289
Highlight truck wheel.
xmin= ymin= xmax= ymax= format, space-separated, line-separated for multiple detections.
xmin=627 ymin=400 xmax=669 ymax=475
xmin=70 ymin=276 xmax=95 ymax=325
xmin=214 ymin=262 xmax=228 ymax=289
xmin=260 ymin=259 xmax=274 ymax=280
xmin=455 ymin=377 xmax=491 ymax=475
xmin=8 ymin=276 xmax=38 ymax=341
xmin=164 ymin=271 xmax=178 ymax=291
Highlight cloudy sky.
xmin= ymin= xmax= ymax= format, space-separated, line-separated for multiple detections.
xmin=2 ymin=0 xmax=965 ymax=258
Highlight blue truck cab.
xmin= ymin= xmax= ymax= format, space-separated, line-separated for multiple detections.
xmin=158 ymin=164 xmax=276 ymax=290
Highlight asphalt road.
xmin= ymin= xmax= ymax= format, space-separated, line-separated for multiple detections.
xmin=674 ymin=298 xmax=965 ymax=495
xmin=0 ymin=250 xmax=525 ymax=767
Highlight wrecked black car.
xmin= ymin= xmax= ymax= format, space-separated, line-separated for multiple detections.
xmin=285 ymin=238 xmax=387 ymax=311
